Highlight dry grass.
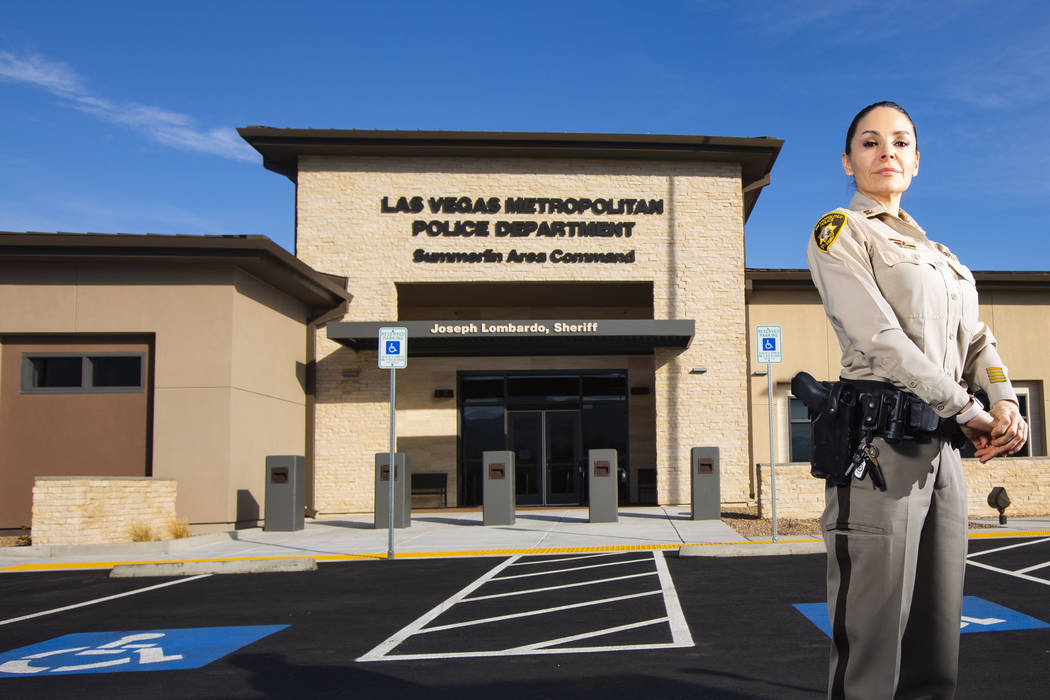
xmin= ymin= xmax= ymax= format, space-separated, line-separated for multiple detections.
xmin=127 ymin=522 xmax=157 ymax=542
xmin=722 ymin=506 xmax=821 ymax=538
xmin=166 ymin=517 xmax=191 ymax=539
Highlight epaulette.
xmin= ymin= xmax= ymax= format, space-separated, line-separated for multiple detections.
xmin=813 ymin=211 xmax=847 ymax=253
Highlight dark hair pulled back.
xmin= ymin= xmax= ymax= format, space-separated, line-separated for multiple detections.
xmin=844 ymin=101 xmax=917 ymax=154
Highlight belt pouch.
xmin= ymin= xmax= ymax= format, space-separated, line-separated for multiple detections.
xmin=809 ymin=382 xmax=856 ymax=484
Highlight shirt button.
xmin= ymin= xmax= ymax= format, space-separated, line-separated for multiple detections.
xmin=909 ymin=380 xmax=918 ymax=387
xmin=936 ymin=403 xmax=945 ymax=410
xmin=949 ymin=332 xmax=955 ymax=339
xmin=951 ymin=293 xmax=958 ymax=300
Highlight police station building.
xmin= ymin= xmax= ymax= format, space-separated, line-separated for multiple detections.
xmin=3 ymin=128 xmax=1049 ymax=538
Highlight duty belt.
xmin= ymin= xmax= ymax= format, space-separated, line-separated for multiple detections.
xmin=841 ymin=379 xmax=942 ymax=441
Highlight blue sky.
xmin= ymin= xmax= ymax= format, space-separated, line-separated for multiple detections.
xmin=1 ymin=0 xmax=1047 ymax=270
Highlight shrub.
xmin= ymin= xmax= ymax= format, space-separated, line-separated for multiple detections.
xmin=166 ymin=517 xmax=191 ymax=539
xmin=128 ymin=522 xmax=156 ymax=542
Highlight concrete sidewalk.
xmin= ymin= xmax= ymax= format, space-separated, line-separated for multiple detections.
xmin=2 ymin=507 xmax=1047 ymax=573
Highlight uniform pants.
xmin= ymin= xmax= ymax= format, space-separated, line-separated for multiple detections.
xmin=822 ymin=437 xmax=968 ymax=700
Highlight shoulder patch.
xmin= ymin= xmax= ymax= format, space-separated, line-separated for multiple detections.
xmin=813 ymin=212 xmax=846 ymax=253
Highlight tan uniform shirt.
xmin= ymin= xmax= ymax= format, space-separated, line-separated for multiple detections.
xmin=807 ymin=192 xmax=1017 ymax=418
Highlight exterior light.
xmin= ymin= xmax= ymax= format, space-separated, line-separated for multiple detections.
xmin=689 ymin=367 xmax=708 ymax=374
xmin=342 ymin=369 xmax=359 ymax=378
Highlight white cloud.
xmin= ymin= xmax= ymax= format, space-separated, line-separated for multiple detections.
xmin=0 ymin=50 xmax=256 ymax=162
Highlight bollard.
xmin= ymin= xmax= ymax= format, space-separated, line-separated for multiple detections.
xmin=264 ymin=455 xmax=305 ymax=531
xmin=690 ymin=447 xmax=721 ymax=520
xmin=374 ymin=452 xmax=411 ymax=529
xmin=483 ymin=451 xmax=516 ymax=526
xmin=588 ymin=449 xmax=618 ymax=523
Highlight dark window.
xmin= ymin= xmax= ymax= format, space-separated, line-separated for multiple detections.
xmin=22 ymin=354 xmax=145 ymax=394
xmin=30 ymin=357 xmax=82 ymax=388
xmin=789 ymin=397 xmax=811 ymax=462
xmin=92 ymin=356 xmax=143 ymax=388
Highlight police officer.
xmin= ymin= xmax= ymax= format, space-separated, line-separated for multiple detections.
xmin=807 ymin=101 xmax=1028 ymax=699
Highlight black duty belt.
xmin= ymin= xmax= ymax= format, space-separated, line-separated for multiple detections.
xmin=840 ymin=379 xmax=942 ymax=441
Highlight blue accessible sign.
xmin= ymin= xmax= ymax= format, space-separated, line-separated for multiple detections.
xmin=794 ymin=596 xmax=1048 ymax=638
xmin=0 ymin=625 xmax=287 ymax=677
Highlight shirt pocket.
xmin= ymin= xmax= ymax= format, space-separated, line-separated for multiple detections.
xmin=870 ymin=243 xmax=943 ymax=323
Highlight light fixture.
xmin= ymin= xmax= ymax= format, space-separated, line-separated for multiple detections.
xmin=434 ymin=388 xmax=454 ymax=399
xmin=342 ymin=369 xmax=359 ymax=378
xmin=689 ymin=367 xmax=708 ymax=374
xmin=987 ymin=487 xmax=1011 ymax=524
xmin=753 ymin=369 xmax=768 ymax=376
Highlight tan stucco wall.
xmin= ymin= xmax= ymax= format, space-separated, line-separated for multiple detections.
xmin=296 ymin=156 xmax=752 ymax=512
xmin=0 ymin=261 xmax=311 ymax=528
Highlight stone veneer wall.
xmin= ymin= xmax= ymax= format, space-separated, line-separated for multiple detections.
xmin=756 ymin=458 xmax=1050 ymax=521
xmin=32 ymin=477 xmax=177 ymax=545
xmin=296 ymin=156 xmax=751 ymax=513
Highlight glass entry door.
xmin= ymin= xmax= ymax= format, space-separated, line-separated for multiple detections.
xmin=508 ymin=410 xmax=582 ymax=505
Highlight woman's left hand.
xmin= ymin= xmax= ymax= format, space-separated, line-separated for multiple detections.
xmin=987 ymin=399 xmax=1028 ymax=457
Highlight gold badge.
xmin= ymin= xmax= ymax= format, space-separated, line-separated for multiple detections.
xmin=814 ymin=212 xmax=846 ymax=253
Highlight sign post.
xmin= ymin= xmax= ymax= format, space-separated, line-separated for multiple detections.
xmin=378 ymin=327 xmax=407 ymax=559
xmin=756 ymin=325 xmax=783 ymax=543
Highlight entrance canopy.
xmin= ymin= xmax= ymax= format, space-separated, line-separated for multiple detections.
xmin=327 ymin=319 xmax=694 ymax=357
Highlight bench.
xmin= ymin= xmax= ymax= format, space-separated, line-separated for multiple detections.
xmin=411 ymin=472 xmax=448 ymax=508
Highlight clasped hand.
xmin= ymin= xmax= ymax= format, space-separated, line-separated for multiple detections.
xmin=960 ymin=399 xmax=1028 ymax=463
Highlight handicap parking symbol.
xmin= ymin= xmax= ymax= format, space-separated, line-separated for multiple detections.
xmin=385 ymin=340 xmax=401 ymax=354
xmin=0 ymin=626 xmax=287 ymax=677
xmin=762 ymin=338 xmax=776 ymax=351
xmin=794 ymin=596 xmax=1048 ymax=638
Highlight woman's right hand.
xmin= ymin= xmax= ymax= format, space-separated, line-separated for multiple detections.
xmin=961 ymin=409 xmax=1005 ymax=463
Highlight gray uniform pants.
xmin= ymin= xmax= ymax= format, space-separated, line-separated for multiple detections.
xmin=822 ymin=437 xmax=968 ymax=700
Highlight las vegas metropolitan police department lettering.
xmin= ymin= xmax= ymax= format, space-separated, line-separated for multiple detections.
xmin=429 ymin=321 xmax=599 ymax=336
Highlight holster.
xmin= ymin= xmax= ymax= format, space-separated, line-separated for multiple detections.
xmin=791 ymin=372 xmax=856 ymax=485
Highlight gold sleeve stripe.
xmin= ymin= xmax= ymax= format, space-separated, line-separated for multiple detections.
xmin=986 ymin=367 xmax=1007 ymax=384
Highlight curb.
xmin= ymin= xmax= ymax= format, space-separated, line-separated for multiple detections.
xmin=1 ymin=531 xmax=235 ymax=559
xmin=110 ymin=557 xmax=317 ymax=577
xmin=679 ymin=540 xmax=824 ymax=557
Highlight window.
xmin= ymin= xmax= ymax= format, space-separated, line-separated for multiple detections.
xmin=789 ymin=397 xmax=811 ymax=462
xmin=22 ymin=354 xmax=145 ymax=394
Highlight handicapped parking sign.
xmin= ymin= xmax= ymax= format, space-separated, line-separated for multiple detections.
xmin=0 ymin=626 xmax=287 ymax=677
xmin=756 ymin=325 xmax=782 ymax=364
xmin=378 ymin=327 xmax=408 ymax=369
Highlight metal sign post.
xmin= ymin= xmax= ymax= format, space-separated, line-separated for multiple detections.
xmin=756 ymin=325 xmax=783 ymax=543
xmin=378 ymin=327 xmax=407 ymax=559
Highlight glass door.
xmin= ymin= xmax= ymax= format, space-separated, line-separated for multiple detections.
xmin=545 ymin=410 xmax=582 ymax=504
xmin=508 ymin=411 xmax=542 ymax=505
xmin=508 ymin=409 xmax=582 ymax=505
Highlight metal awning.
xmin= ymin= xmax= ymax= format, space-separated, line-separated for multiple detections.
xmin=327 ymin=319 xmax=694 ymax=357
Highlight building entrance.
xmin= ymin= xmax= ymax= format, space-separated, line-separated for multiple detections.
xmin=458 ymin=371 xmax=629 ymax=507
xmin=507 ymin=410 xmax=582 ymax=505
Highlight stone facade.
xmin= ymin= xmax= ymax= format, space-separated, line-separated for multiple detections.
xmin=755 ymin=458 xmax=1050 ymax=521
xmin=297 ymin=156 xmax=752 ymax=513
xmin=31 ymin=477 xmax=177 ymax=545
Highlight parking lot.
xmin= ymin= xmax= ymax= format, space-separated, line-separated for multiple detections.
xmin=1 ymin=534 xmax=1048 ymax=699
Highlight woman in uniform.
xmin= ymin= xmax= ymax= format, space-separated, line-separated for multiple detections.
xmin=806 ymin=101 xmax=1028 ymax=699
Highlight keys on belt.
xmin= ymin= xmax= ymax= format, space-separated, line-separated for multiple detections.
xmin=850 ymin=439 xmax=886 ymax=491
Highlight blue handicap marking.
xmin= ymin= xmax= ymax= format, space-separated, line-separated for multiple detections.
xmin=794 ymin=596 xmax=1049 ymax=638
xmin=763 ymin=338 xmax=777 ymax=351
xmin=385 ymin=340 xmax=401 ymax=354
xmin=0 ymin=625 xmax=287 ymax=677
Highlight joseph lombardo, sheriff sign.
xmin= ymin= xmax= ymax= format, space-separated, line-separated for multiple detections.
xmin=428 ymin=321 xmax=601 ymax=336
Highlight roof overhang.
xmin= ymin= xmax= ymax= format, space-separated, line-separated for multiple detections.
xmin=238 ymin=128 xmax=783 ymax=221
xmin=327 ymin=319 xmax=694 ymax=357
xmin=0 ymin=232 xmax=350 ymax=319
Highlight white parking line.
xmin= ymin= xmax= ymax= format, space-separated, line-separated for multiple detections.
xmin=495 ymin=557 xmax=653 ymax=580
xmin=968 ymin=537 xmax=1050 ymax=558
xmin=463 ymin=571 xmax=657 ymax=602
xmin=357 ymin=551 xmax=695 ymax=662
xmin=415 ymin=590 xmax=661 ymax=634
xmin=0 ymin=575 xmax=212 ymax=627
xmin=509 ymin=552 xmax=633 ymax=567
xmin=1014 ymin=561 xmax=1050 ymax=575
xmin=966 ymin=559 xmax=1050 ymax=586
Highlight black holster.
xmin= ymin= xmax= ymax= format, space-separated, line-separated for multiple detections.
xmin=791 ymin=372 xmax=856 ymax=485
